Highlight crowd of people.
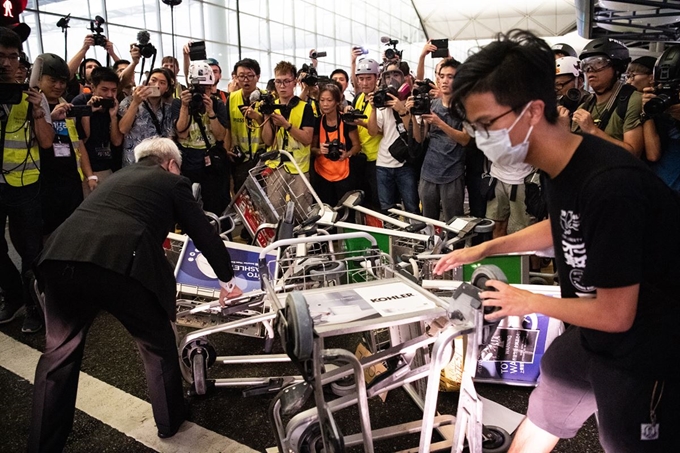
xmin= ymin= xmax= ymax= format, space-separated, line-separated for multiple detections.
xmin=1 ymin=17 xmax=679 ymax=452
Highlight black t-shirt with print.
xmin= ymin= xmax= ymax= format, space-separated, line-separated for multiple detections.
xmin=544 ymin=133 xmax=680 ymax=377
xmin=40 ymin=103 xmax=81 ymax=183
xmin=72 ymin=93 xmax=116 ymax=172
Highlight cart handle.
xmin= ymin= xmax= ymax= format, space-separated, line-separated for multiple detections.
xmin=257 ymin=231 xmax=377 ymax=260
xmin=258 ymin=150 xmax=280 ymax=162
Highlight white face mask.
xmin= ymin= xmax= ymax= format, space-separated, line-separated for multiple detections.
xmin=475 ymin=102 xmax=534 ymax=167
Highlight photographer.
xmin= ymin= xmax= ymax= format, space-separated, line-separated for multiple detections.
xmin=0 ymin=27 xmax=54 ymax=333
xmin=37 ymin=53 xmax=96 ymax=238
xmin=310 ymin=83 xmax=361 ymax=206
xmin=71 ymin=67 xmax=123 ymax=195
xmin=411 ymin=58 xmax=470 ymax=222
xmin=350 ymin=57 xmax=382 ymax=209
xmin=571 ymin=38 xmax=644 ymax=158
xmin=118 ymin=68 xmax=175 ymax=167
xmin=225 ymin=58 xmax=266 ymax=193
xmin=330 ymin=68 xmax=351 ymax=107
xmin=639 ymin=48 xmax=680 ymax=191
xmin=261 ymin=61 xmax=315 ymax=197
xmin=172 ymin=60 xmax=231 ymax=216
xmin=555 ymin=57 xmax=585 ymax=99
xmin=67 ymin=34 xmax=120 ymax=94
xmin=366 ymin=62 xmax=419 ymax=214
xmin=297 ymin=64 xmax=320 ymax=118
xmin=181 ymin=44 xmax=228 ymax=104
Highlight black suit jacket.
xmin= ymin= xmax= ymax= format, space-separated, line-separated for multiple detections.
xmin=39 ymin=160 xmax=234 ymax=320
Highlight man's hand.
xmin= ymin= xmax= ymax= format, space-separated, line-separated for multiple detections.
xmin=203 ymin=94 xmax=215 ymax=116
xmin=25 ymin=88 xmax=46 ymax=117
xmin=385 ymin=92 xmax=406 ymax=114
xmin=51 ymin=102 xmax=72 ymax=121
xmin=182 ymin=43 xmax=191 ymax=56
xmin=180 ymin=89 xmax=192 ymax=107
xmin=350 ymin=47 xmax=363 ymax=64
xmin=270 ymin=112 xmax=289 ymax=128
xmin=219 ymin=285 xmax=244 ymax=306
xmin=556 ymin=105 xmax=571 ymax=130
xmin=105 ymin=38 xmax=115 ymax=55
xmin=88 ymin=95 xmax=104 ymax=113
xmin=109 ymin=98 xmax=119 ymax=118
xmin=129 ymin=45 xmax=141 ymax=64
xmin=87 ymin=178 xmax=98 ymax=192
xmin=420 ymin=40 xmax=437 ymax=58
xmin=367 ymin=92 xmax=376 ymax=108
xmin=82 ymin=35 xmax=95 ymax=51
xmin=572 ymin=108 xmax=597 ymax=134
xmin=434 ymin=244 xmax=487 ymax=275
xmin=422 ymin=112 xmax=444 ymax=128
xmin=241 ymin=105 xmax=263 ymax=123
xmin=479 ymin=280 xmax=536 ymax=322
xmin=131 ymin=86 xmax=151 ymax=105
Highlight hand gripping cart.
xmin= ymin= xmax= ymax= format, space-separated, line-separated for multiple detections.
xmin=269 ymin=264 xmax=513 ymax=453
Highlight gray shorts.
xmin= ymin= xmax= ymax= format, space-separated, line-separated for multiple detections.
xmin=485 ymin=180 xmax=531 ymax=234
xmin=527 ymin=326 xmax=679 ymax=452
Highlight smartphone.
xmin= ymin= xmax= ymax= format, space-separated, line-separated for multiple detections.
xmin=147 ymin=86 xmax=161 ymax=97
xmin=68 ymin=105 xmax=93 ymax=117
xmin=353 ymin=46 xmax=369 ymax=55
xmin=430 ymin=39 xmax=449 ymax=58
xmin=29 ymin=56 xmax=43 ymax=90
xmin=92 ymin=98 xmax=115 ymax=110
xmin=0 ymin=83 xmax=28 ymax=105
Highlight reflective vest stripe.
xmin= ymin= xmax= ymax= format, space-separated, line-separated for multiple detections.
xmin=228 ymin=89 xmax=264 ymax=159
xmin=270 ymin=99 xmax=310 ymax=174
xmin=1 ymin=95 xmax=40 ymax=186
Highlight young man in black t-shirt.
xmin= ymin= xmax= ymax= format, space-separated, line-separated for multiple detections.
xmin=435 ymin=30 xmax=680 ymax=452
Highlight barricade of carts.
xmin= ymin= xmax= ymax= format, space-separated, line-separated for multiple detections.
xmin=163 ymin=150 xmax=561 ymax=452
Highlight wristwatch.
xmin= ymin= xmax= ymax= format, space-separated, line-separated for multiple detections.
xmin=285 ymin=124 xmax=293 ymax=132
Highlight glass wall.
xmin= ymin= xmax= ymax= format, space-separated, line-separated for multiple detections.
xmin=20 ymin=0 xmax=434 ymax=91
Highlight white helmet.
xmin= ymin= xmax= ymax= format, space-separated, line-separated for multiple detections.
xmin=356 ymin=58 xmax=380 ymax=75
xmin=555 ymin=57 xmax=581 ymax=77
xmin=188 ymin=61 xmax=215 ymax=86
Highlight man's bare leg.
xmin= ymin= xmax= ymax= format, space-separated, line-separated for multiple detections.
xmin=509 ymin=417 xmax=560 ymax=453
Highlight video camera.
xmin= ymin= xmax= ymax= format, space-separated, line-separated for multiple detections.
xmin=326 ymin=139 xmax=345 ymax=161
xmin=341 ymin=108 xmax=367 ymax=123
xmin=89 ymin=15 xmax=107 ymax=48
xmin=299 ymin=63 xmax=319 ymax=87
xmin=644 ymin=46 xmax=680 ymax=116
xmin=373 ymin=86 xmax=398 ymax=109
xmin=557 ymin=88 xmax=583 ymax=114
xmin=410 ymin=78 xmax=435 ymax=115
xmin=258 ymin=91 xmax=288 ymax=116
xmin=189 ymin=84 xmax=208 ymax=114
xmin=381 ymin=36 xmax=403 ymax=62
xmin=135 ymin=30 xmax=157 ymax=59
xmin=310 ymin=50 xmax=327 ymax=59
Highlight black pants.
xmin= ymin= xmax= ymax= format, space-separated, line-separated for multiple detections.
xmin=183 ymin=165 xmax=231 ymax=216
xmin=29 ymin=261 xmax=184 ymax=453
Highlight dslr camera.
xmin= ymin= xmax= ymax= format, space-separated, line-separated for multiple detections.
xmin=645 ymin=46 xmax=680 ymax=116
xmin=341 ymin=108 xmax=367 ymax=123
xmin=92 ymin=98 xmax=115 ymax=110
xmin=410 ymin=79 xmax=434 ymax=115
xmin=189 ymin=84 xmax=208 ymax=114
xmin=557 ymin=88 xmax=583 ymax=114
xmin=299 ymin=63 xmax=319 ymax=87
xmin=89 ymin=16 xmax=107 ymax=48
xmin=259 ymin=91 xmax=287 ymax=116
xmin=326 ymin=139 xmax=345 ymax=161
xmin=373 ymin=86 xmax=398 ymax=109
xmin=135 ymin=30 xmax=157 ymax=59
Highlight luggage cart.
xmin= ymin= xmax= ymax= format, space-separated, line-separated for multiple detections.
xmin=176 ymin=232 xmax=396 ymax=397
xmin=228 ymin=150 xmax=325 ymax=247
xmin=269 ymin=265 xmax=514 ymax=453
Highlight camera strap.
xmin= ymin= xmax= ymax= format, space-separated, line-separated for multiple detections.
xmin=322 ymin=115 xmax=344 ymax=145
xmin=193 ymin=112 xmax=213 ymax=152
xmin=0 ymin=117 xmax=7 ymax=178
xmin=142 ymin=101 xmax=165 ymax=136
xmin=391 ymin=108 xmax=409 ymax=143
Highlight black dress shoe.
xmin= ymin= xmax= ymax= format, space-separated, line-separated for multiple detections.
xmin=157 ymin=422 xmax=183 ymax=439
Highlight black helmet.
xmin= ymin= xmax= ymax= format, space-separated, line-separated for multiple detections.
xmin=39 ymin=53 xmax=70 ymax=81
xmin=552 ymin=43 xmax=577 ymax=58
xmin=654 ymin=45 xmax=680 ymax=84
xmin=579 ymin=38 xmax=630 ymax=64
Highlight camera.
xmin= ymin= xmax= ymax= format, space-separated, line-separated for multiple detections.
xmin=326 ymin=139 xmax=344 ymax=161
xmin=299 ymin=63 xmax=318 ymax=87
xmin=0 ymin=83 xmax=28 ymax=105
xmin=68 ymin=105 xmax=93 ymax=117
xmin=645 ymin=45 xmax=680 ymax=116
xmin=92 ymin=98 xmax=115 ymax=110
xmin=373 ymin=86 xmax=398 ymax=108
xmin=259 ymin=91 xmax=285 ymax=115
xmin=189 ymin=84 xmax=208 ymax=113
xmin=89 ymin=16 xmax=107 ymax=48
xmin=557 ymin=88 xmax=583 ymax=114
xmin=414 ymin=79 xmax=435 ymax=95
xmin=411 ymin=93 xmax=431 ymax=116
xmin=136 ymin=30 xmax=157 ymax=59
xmin=381 ymin=37 xmax=403 ymax=62
xmin=188 ymin=41 xmax=207 ymax=61
xmin=341 ymin=109 xmax=367 ymax=123
xmin=310 ymin=50 xmax=327 ymax=59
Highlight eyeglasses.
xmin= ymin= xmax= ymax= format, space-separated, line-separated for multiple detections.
xmin=555 ymin=77 xmax=576 ymax=91
xmin=236 ymin=73 xmax=257 ymax=81
xmin=625 ymin=72 xmax=648 ymax=80
xmin=462 ymin=107 xmax=516 ymax=138
xmin=581 ymin=56 xmax=612 ymax=73
xmin=0 ymin=53 xmax=20 ymax=63
xmin=274 ymin=78 xmax=295 ymax=87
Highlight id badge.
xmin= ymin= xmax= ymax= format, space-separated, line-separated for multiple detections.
xmin=53 ymin=142 xmax=71 ymax=157
xmin=204 ymin=155 xmax=212 ymax=166
xmin=641 ymin=423 xmax=659 ymax=440
xmin=96 ymin=147 xmax=112 ymax=159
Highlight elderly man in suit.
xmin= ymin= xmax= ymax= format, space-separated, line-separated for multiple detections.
xmin=28 ymin=137 xmax=243 ymax=452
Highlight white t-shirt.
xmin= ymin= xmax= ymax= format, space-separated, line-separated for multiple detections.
xmin=490 ymin=161 xmax=533 ymax=185
xmin=376 ymin=107 xmax=404 ymax=168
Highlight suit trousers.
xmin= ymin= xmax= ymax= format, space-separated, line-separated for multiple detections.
xmin=29 ymin=261 xmax=185 ymax=453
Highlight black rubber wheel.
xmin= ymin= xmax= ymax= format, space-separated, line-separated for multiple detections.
xmin=471 ymin=264 xmax=508 ymax=290
xmin=286 ymin=292 xmax=314 ymax=362
xmin=192 ymin=352 xmax=207 ymax=396
xmin=297 ymin=423 xmax=324 ymax=453
xmin=482 ymin=425 xmax=512 ymax=453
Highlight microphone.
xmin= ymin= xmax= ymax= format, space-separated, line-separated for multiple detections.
xmin=380 ymin=36 xmax=391 ymax=44
xmin=137 ymin=30 xmax=151 ymax=45
xmin=249 ymin=90 xmax=261 ymax=103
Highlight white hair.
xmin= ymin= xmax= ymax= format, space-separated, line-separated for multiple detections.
xmin=134 ymin=137 xmax=182 ymax=167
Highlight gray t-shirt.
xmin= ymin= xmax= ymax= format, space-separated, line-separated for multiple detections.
xmin=420 ymin=98 xmax=465 ymax=184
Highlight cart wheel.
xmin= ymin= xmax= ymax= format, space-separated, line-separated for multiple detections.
xmin=330 ymin=375 xmax=356 ymax=397
xmin=297 ymin=423 xmax=324 ymax=453
xmin=287 ymin=292 xmax=314 ymax=362
xmin=192 ymin=352 xmax=208 ymax=396
xmin=471 ymin=264 xmax=508 ymax=291
xmin=482 ymin=426 xmax=512 ymax=453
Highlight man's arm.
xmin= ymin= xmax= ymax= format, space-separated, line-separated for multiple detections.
xmin=105 ymin=39 xmax=121 ymax=62
xmin=261 ymin=114 xmax=275 ymax=147
xmin=29 ymin=90 xmax=54 ymax=149
xmin=77 ymin=140 xmax=98 ymax=191
xmin=572 ymin=107 xmax=644 ymax=157
xmin=68 ymin=35 xmax=94 ymax=79
xmin=367 ymin=98 xmax=381 ymax=136
xmin=434 ymin=219 xmax=553 ymax=274
xmin=108 ymin=99 xmax=123 ymax=147
xmin=119 ymin=46 xmax=141 ymax=90
xmin=416 ymin=40 xmax=437 ymax=81
xmin=174 ymin=91 xmax=192 ymax=140
xmin=118 ymin=88 xmax=148 ymax=135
